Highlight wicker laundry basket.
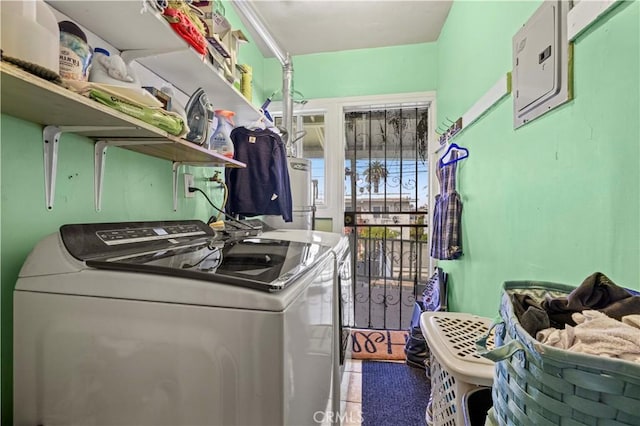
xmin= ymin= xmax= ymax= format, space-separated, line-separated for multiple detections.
xmin=477 ymin=281 xmax=640 ymax=426
xmin=420 ymin=312 xmax=495 ymax=426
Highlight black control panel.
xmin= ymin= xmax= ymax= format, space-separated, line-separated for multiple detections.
xmin=96 ymin=223 xmax=206 ymax=245
xmin=61 ymin=220 xmax=215 ymax=261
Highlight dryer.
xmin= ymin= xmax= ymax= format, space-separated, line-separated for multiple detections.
xmin=13 ymin=220 xmax=347 ymax=426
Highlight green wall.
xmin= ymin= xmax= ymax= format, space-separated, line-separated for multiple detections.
xmin=264 ymin=42 xmax=438 ymax=100
xmin=436 ymin=0 xmax=640 ymax=317
xmin=224 ymin=1 xmax=268 ymax=106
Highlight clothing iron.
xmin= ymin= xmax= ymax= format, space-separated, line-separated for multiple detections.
xmin=185 ymin=87 xmax=214 ymax=146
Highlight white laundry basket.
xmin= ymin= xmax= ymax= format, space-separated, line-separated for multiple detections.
xmin=420 ymin=312 xmax=495 ymax=426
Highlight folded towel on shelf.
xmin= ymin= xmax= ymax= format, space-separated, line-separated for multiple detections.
xmin=88 ymin=88 xmax=188 ymax=136
xmin=537 ymin=310 xmax=640 ymax=362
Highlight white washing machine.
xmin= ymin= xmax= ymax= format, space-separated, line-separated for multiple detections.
xmin=13 ymin=220 xmax=349 ymax=426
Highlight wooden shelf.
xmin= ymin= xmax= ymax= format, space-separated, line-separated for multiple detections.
xmin=47 ymin=0 xmax=185 ymax=51
xmin=1 ymin=63 xmax=246 ymax=211
xmin=0 ymin=63 xmax=244 ymax=167
xmin=1 ymin=63 xmax=163 ymax=137
xmin=136 ymin=51 xmax=256 ymax=119
xmin=46 ymin=0 xmax=262 ymax=121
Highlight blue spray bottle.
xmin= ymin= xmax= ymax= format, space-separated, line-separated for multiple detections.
xmin=210 ymin=110 xmax=235 ymax=158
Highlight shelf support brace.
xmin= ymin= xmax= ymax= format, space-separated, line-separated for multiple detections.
xmin=94 ymin=140 xmax=109 ymax=212
xmin=94 ymin=139 xmax=168 ymax=211
xmin=43 ymin=125 xmax=138 ymax=210
xmin=43 ymin=126 xmax=61 ymax=210
xmin=172 ymin=162 xmax=185 ymax=212
xmin=121 ymin=47 xmax=188 ymax=63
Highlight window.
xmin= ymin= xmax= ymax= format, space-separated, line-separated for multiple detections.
xmin=275 ymin=114 xmax=327 ymax=206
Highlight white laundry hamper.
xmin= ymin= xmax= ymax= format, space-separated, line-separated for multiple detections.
xmin=420 ymin=312 xmax=495 ymax=426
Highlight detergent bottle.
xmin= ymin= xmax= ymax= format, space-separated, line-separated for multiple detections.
xmin=210 ymin=110 xmax=235 ymax=158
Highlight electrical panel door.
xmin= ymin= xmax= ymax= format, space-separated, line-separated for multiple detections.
xmin=513 ymin=0 xmax=572 ymax=128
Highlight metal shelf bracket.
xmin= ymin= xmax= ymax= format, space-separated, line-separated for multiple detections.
xmin=121 ymin=47 xmax=187 ymax=63
xmin=94 ymin=139 xmax=168 ymax=211
xmin=43 ymin=125 xmax=135 ymax=210
xmin=172 ymin=161 xmax=185 ymax=212
xmin=43 ymin=125 xmax=61 ymax=210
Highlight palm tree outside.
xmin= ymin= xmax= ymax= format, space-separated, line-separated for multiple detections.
xmin=363 ymin=161 xmax=389 ymax=193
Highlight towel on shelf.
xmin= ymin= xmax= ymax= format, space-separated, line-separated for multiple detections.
xmin=88 ymin=88 xmax=187 ymax=136
xmin=537 ymin=310 xmax=640 ymax=362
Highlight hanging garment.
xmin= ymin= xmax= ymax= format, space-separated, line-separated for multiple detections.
xmin=225 ymin=127 xmax=293 ymax=222
xmin=430 ymin=152 xmax=463 ymax=260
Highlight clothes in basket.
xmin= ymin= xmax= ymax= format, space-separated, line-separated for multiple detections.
xmin=478 ymin=280 xmax=640 ymax=426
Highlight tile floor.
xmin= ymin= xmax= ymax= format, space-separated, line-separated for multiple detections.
xmin=341 ymin=359 xmax=363 ymax=426
xmin=340 ymin=359 xmax=408 ymax=426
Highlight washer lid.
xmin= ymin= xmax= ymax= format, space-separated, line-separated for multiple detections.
xmin=87 ymin=236 xmax=330 ymax=292
xmin=57 ymin=220 xmax=331 ymax=292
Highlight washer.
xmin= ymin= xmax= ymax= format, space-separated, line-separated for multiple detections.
xmin=13 ymin=220 xmax=348 ymax=426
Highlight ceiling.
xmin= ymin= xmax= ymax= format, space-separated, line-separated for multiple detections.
xmin=233 ymin=1 xmax=453 ymax=58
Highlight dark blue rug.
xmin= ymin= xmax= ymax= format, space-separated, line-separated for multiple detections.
xmin=362 ymin=361 xmax=430 ymax=426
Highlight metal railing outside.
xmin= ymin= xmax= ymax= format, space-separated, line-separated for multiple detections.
xmin=352 ymin=232 xmax=430 ymax=330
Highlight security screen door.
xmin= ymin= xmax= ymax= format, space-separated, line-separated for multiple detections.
xmin=344 ymin=106 xmax=431 ymax=330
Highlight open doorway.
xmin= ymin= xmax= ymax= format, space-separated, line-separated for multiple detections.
xmin=344 ymin=105 xmax=431 ymax=330
xmin=272 ymin=92 xmax=437 ymax=329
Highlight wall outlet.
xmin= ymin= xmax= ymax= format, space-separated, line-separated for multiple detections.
xmin=184 ymin=173 xmax=194 ymax=198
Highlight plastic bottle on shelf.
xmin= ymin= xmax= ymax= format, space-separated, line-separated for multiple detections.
xmin=210 ymin=110 xmax=235 ymax=158
xmin=239 ymin=64 xmax=252 ymax=101
xmin=89 ymin=46 xmax=141 ymax=88
xmin=88 ymin=47 xmax=109 ymax=81
xmin=58 ymin=20 xmax=92 ymax=81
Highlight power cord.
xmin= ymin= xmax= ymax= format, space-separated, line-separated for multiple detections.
xmin=206 ymin=172 xmax=228 ymax=222
xmin=188 ymin=186 xmax=259 ymax=230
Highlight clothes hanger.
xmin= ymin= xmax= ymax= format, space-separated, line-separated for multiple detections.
xmin=247 ymin=115 xmax=266 ymax=130
xmin=244 ymin=109 xmax=269 ymax=131
xmin=439 ymin=142 xmax=469 ymax=167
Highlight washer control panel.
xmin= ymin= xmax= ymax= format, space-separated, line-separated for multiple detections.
xmin=96 ymin=223 xmax=206 ymax=245
xmin=60 ymin=220 xmax=214 ymax=260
